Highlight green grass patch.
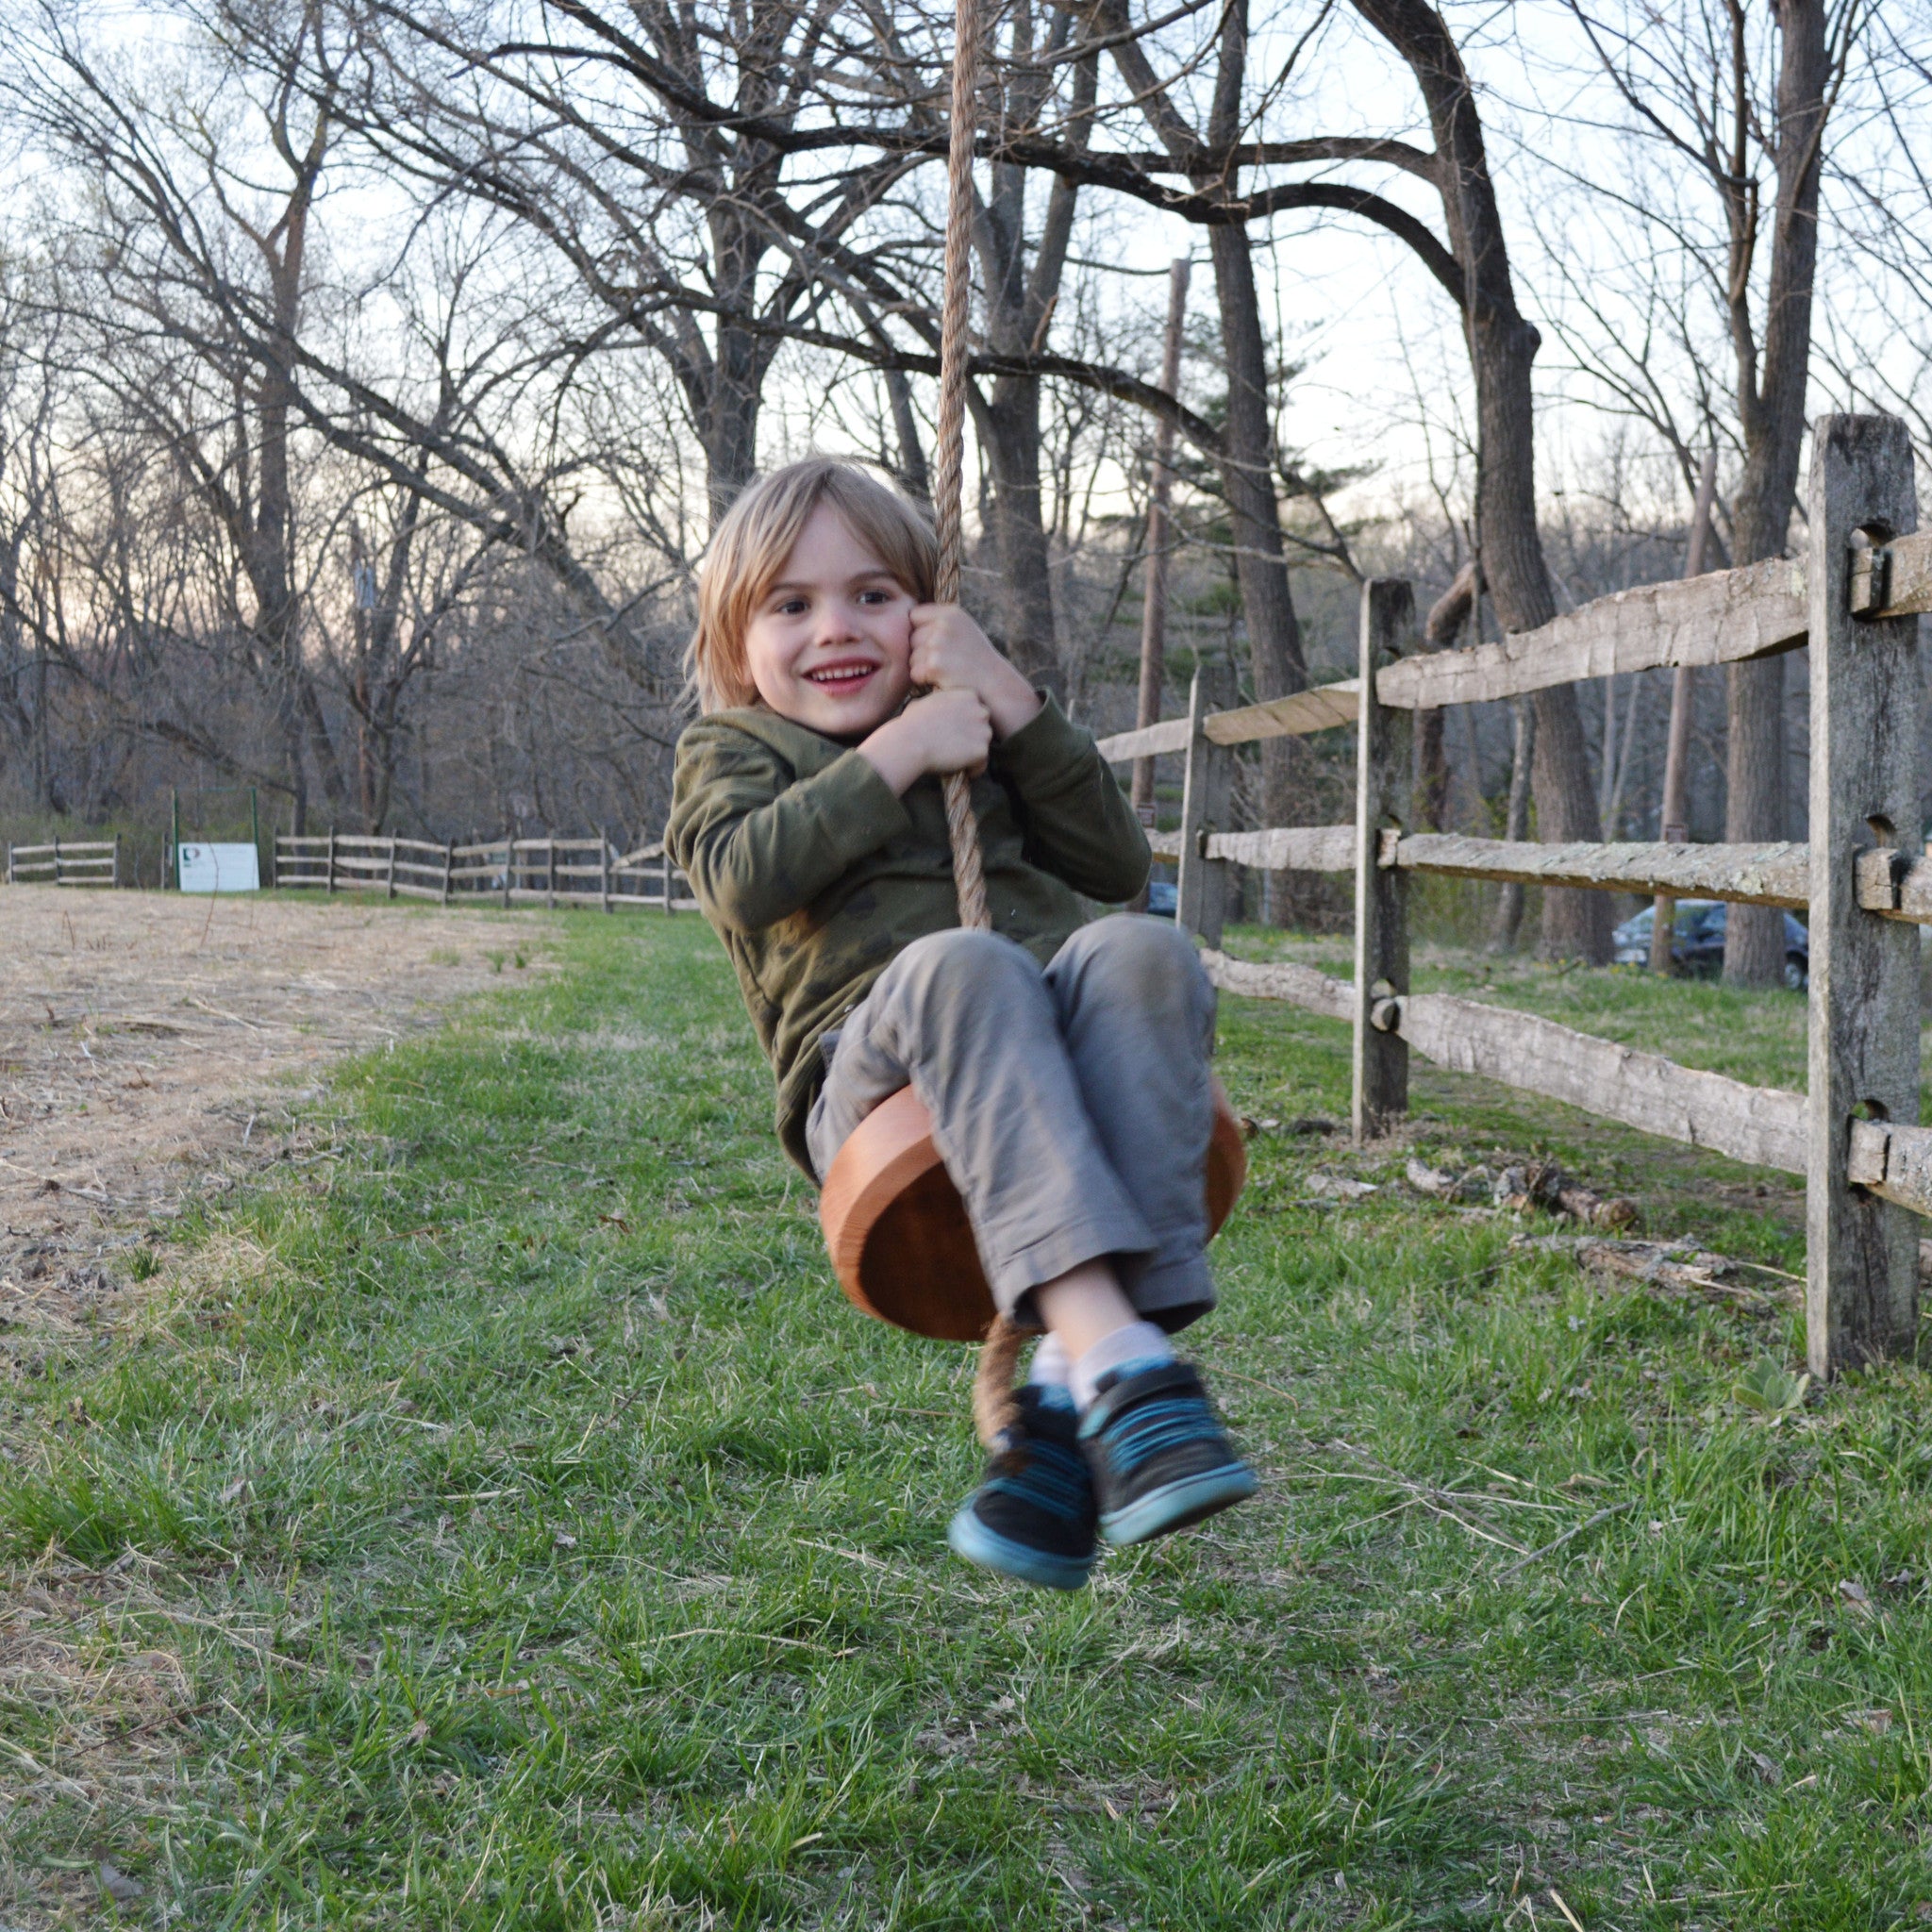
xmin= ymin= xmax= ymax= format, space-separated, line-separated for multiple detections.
xmin=6 ymin=918 xmax=1932 ymax=1927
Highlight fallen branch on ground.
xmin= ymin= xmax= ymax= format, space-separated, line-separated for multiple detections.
xmin=1515 ymin=1233 xmax=1800 ymax=1309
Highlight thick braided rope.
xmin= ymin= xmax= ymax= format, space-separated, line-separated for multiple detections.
xmin=932 ymin=0 xmax=991 ymax=938
xmin=931 ymin=0 xmax=1024 ymax=1445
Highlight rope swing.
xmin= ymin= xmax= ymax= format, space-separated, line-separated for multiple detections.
xmin=816 ymin=0 xmax=1247 ymax=1450
xmin=929 ymin=0 xmax=993 ymax=941
xmin=928 ymin=0 xmax=1029 ymax=1445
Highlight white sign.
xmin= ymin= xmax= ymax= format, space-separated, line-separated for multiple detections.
xmin=177 ymin=842 xmax=260 ymax=893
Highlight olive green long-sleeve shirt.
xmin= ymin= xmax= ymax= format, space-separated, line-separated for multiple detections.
xmin=666 ymin=696 xmax=1150 ymax=1175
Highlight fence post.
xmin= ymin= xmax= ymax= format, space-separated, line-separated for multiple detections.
xmin=1175 ymin=667 xmax=1233 ymax=947
xmin=386 ymin=838 xmax=397 ymax=901
xmin=660 ymin=848 xmax=673 ymax=914
xmin=442 ymin=841 xmax=453 ymax=906
xmin=112 ymin=832 xmax=121 ymax=889
xmin=544 ymin=837 xmax=556 ymax=910
xmin=1352 ymin=580 xmax=1414 ymax=1141
xmin=326 ymin=828 xmax=337 ymax=895
xmin=600 ymin=831 xmax=611 ymax=912
xmin=1807 ymin=412 xmax=1922 ymax=1376
xmin=502 ymin=834 xmax=513 ymax=909
xmin=52 ymin=834 xmax=60 ymax=886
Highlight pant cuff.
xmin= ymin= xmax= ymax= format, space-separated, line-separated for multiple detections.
xmin=1117 ymin=1249 xmax=1216 ymax=1319
xmin=984 ymin=1211 xmax=1154 ymax=1317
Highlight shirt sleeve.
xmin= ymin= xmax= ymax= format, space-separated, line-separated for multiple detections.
xmin=993 ymin=694 xmax=1152 ymax=905
xmin=668 ymin=723 xmax=913 ymax=933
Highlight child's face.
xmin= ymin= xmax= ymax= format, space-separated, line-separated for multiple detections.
xmin=742 ymin=504 xmax=916 ymax=736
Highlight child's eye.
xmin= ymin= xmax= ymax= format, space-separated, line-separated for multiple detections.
xmin=775 ymin=597 xmax=808 ymax=615
xmin=858 ymin=589 xmax=894 ymax=605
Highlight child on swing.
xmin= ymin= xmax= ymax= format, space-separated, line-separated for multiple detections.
xmin=667 ymin=458 xmax=1256 ymax=1591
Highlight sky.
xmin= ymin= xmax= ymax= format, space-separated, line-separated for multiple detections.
xmin=16 ymin=0 xmax=1932 ymax=573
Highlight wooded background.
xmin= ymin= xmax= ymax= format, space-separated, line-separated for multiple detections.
xmin=0 ymin=0 xmax=1927 ymax=978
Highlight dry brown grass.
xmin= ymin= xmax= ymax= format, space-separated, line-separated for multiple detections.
xmin=0 ymin=886 xmax=552 ymax=1324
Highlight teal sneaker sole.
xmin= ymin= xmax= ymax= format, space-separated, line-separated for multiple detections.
xmin=1099 ymin=1461 xmax=1258 ymax=1547
xmin=947 ymin=1506 xmax=1097 ymax=1591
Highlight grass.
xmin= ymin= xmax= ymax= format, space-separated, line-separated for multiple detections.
xmin=7 ymin=914 xmax=1932 ymax=1927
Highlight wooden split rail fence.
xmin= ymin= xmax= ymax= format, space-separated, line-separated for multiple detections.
xmin=6 ymin=836 xmax=121 ymax=887
xmin=1094 ymin=413 xmax=1932 ymax=1378
xmin=273 ymin=834 xmax=695 ymax=911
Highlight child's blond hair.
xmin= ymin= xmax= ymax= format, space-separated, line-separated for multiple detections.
xmin=688 ymin=458 xmax=938 ymax=714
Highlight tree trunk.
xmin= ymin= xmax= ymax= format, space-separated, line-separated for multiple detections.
xmin=1133 ymin=258 xmax=1190 ymax=823
xmin=1724 ymin=0 xmax=1828 ymax=987
xmin=1418 ymin=560 xmax=1476 ymax=828
xmin=1106 ymin=0 xmax=1308 ymax=918
xmin=882 ymin=363 xmax=930 ymax=505
xmin=961 ymin=23 xmax=1091 ymax=700
xmin=252 ymin=140 xmax=348 ymax=820
xmin=1491 ymin=696 xmax=1536 ymax=949
xmin=1209 ymin=227 xmax=1309 ymax=921
xmin=1204 ymin=0 xmax=1307 ymax=923
xmin=1724 ymin=658 xmax=1790 ymax=977
xmin=978 ymin=375 xmax=1062 ymax=693
xmin=700 ymin=198 xmax=778 ymax=525
xmin=1352 ymin=0 xmax=1610 ymax=961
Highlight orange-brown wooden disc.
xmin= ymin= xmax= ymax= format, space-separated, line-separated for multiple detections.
xmin=819 ymin=1077 xmax=1248 ymax=1341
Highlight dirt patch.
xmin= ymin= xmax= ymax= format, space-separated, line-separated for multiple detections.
xmin=1 ymin=888 xmax=552 ymax=1318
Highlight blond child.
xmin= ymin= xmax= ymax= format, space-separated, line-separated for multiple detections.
xmin=666 ymin=458 xmax=1254 ymax=1589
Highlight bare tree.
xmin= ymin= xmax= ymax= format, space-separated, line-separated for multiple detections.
xmin=0 ymin=0 xmax=691 ymax=835
xmin=1555 ymin=0 xmax=1868 ymax=981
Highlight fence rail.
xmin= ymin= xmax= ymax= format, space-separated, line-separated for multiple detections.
xmin=1106 ymin=411 xmax=1931 ymax=1380
xmin=1092 ymin=528 xmax=1932 ymax=761
xmin=271 ymin=834 xmax=696 ymax=911
xmin=6 ymin=836 xmax=121 ymax=887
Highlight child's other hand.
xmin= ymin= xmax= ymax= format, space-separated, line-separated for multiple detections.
xmin=858 ymin=689 xmax=992 ymax=795
xmin=909 ymin=603 xmax=1042 ymax=739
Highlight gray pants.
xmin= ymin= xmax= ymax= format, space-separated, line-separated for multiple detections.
xmin=807 ymin=915 xmax=1218 ymax=1326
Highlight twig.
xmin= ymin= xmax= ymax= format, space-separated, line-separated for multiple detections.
xmin=186 ymin=996 xmax=269 ymax=1031
xmin=0 ymin=1155 xmax=118 ymax=1205
xmin=1494 ymin=1500 xmax=1636 ymax=1580
xmin=1408 ymin=1495 xmax=1528 ymax=1554
xmin=1211 ymin=1364 xmax=1301 ymax=1408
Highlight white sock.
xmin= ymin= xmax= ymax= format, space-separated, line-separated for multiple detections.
xmin=1029 ymin=1333 xmax=1071 ymax=1385
xmin=1071 ymin=1321 xmax=1175 ymax=1412
xmin=1028 ymin=1333 xmax=1074 ymax=1408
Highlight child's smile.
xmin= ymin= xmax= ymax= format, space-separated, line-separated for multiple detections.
xmin=744 ymin=504 xmax=915 ymax=737
xmin=804 ymin=656 xmax=884 ymax=692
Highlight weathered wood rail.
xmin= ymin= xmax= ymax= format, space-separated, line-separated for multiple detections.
xmin=1102 ymin=413 xmax=1932 ymax=1377
xmin=6 ymin=837 xmax=121 ymax=887
xmin=1094 ymin=530 xmax=1932 ymax=758
xmin=273 ymin=834 xmax=695 ymax=911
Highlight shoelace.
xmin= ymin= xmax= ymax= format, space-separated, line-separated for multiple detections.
xmin=1101 ymin=1394 xmax=1223 ymax=1473
xmin=990 ymin=1441 xmax=1090 ymax=1517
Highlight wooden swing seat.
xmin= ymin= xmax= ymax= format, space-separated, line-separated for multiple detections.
xmin=820 ymin=1079 xmax=1248 ymax=1341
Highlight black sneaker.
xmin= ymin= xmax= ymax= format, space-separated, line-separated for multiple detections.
xmin=1078 ymin=1360 xmax=1257 ymax=1546
xmin=947 ymin=1387 xmax=1100 ymax=1591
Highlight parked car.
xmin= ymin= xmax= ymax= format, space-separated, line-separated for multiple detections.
xmin=1612 ymin=899 xmax=1808 ymax=990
